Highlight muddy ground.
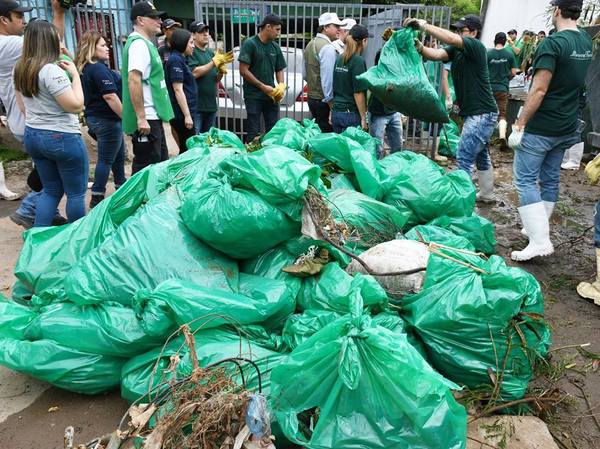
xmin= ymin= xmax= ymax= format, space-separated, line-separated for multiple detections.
xmin=0 ymin=137 xmax=599 ymax=449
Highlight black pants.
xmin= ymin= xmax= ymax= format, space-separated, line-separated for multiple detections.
xmin=308 ymin=98 xmax=333 ymax=133
xmin=131 ymin=120 xmax=168 ymax=175
xmin=170 ymin=118 xmax=196 ymax=154
xmin=245 ymin=98 xmax=280 ymax=143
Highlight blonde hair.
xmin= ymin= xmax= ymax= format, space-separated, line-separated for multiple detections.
xmin=342 ymin=35 xmax=366 ymax=65
xmin=13 ymin=20 xmax=60 ymax=97
xmin=74 ymin=31 xmax=104 ymax=73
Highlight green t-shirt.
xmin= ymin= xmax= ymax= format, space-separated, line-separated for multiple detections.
xmin=368 ymin=49 xmax=395 ymax=116
xmin=333 ymin=54 xmax=367 ymax=112
xmin=238 ymin=35 xmax=286 ymax=102
xmin=526 ymin=29 xmax=593 ymax=137
xmin=187 ymin=46 xmax=218 ymax=113
xmin=487 ymin=48 xmax=517 ymax=93
xmin=505 ymin=41 xmax=523 ymax=60
xmin=444 ymin=37 xmax=498 ymax=117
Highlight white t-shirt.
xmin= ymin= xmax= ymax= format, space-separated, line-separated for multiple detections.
xmin=0 ymin=35 xmax=25 ymax=138
xmin=22 ymin=63 xmax=80 ymax=134
xmin=127 ymin=32 xmax=159 ymax=120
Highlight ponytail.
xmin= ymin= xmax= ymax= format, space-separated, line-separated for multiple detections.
xmin=342 ymin=35 xmax=366 ymax=65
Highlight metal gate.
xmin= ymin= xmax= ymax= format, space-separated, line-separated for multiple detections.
xmin=195 ymin=0 xmax=452 ymax=152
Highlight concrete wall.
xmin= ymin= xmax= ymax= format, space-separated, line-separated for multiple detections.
xmin=481 ymin=0 xmax=551 ymax=47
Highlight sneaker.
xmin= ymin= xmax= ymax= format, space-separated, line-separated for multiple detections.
xmin=89 ymin=194 xmax=104 ymax=209
xmin=51 ymin=215 xmax=68 ymax=226
xmin=9 ymin=212 xmax=34 ymax=229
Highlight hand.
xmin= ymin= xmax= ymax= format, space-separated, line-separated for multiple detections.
xmin=508 ymin=125 xmax=524 ymax=149
xmin=184 ymin=115 xmax=194 ymax=130
xmin=268 ymin=83 xmax=286 ymax=103
xmin=414 ymin=38 xmax=424 ymax=54
xmin=51 ymin=0 xmax=64 ymax=12
xmin=328 ymin=111 xmax=332 ymax=125
xmin=58 ymin=59 xmax=78 ymax=78
xmin=361 ymin=117 xmax=368 ymax=131
xmin=403 ymin=18 xmax=427 ymax=31
xmin=382 ymin=27 xmax=394 ymax=42
xmin=262 ymin=85 xmax=274 ymax=96
xmin=137 ymin=118 xmax=151 ymax=136
xmin=445 ymin=96 xmax=453 ymax=112
xmin=218 ymin=65 xmax=228 ymax=75
xmin=212 ymin=49 xmax=234 ymax=70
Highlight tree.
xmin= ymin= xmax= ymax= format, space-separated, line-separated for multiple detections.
xmin=421 ymin=0 xmax=482 ymax=21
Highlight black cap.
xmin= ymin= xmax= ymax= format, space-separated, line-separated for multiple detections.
xmin=189 ymin=20 xmax=209 ymax=33
xmin=507 ymin=29 xmax=518 ymax=35
xmin=131 ymin=1 xmax=166 ymax=21
xmin=0 ymin=0 xmax=32 ymax=17
xmin=551 ymin=0 xmax=583 ymax=9
xmin=452 ymin=14 xmax=482 ymax=31
xmin=349 ymin=24 xmax=373 ymax=40
xmin=162 ymin=18 xmax=182 ymax=29
xmin=258 ymin=13 xmax=282 ymax=28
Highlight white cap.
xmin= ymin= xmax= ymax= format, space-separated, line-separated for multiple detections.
xmin=341 ymin=18 xmax=357 ymax=30
xmin=318 ymin=12 xmax=345 ymax=27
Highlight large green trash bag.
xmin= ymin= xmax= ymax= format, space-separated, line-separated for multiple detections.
xmin=181 ymin=176 xmax=300 ymax=259
xmin=329 ymin=189 xmax=407 ymax=251
xmin=427 ymin=215 xmax=496 ymax=255
xmin=23 ymin=302 xmax=167 ymax=357
xmin=270 ymin=295 xmax=467 ymax=449
xmin=187 ymin=127 xmax=245 ymax=151
xmin=439 ymin=119 xmax=460 ymax=158
xmin=0 ymin=338 xmax=125 ymax=394
xmin=308 ymin=133 xmax=386 ymax=200
xmin=405 ymin=224 xmax=475 ymax=251
xmin=298 ymin=262 xmax=388 ymax=313
xmin=380 ymin=151 xmax=475 ymax=228
xmin=357 ymin=28 xmax=449 ymax=124
xmin=261 ymin=118 xmax=321 ymax=152
xmin=121 ymin=329 xmax=287 ymax=403
xmin=328 ymin=173 xmax=357 ymax=191
xmin=134 ymin=273 xmax=296 ymax=338
xmin=64 ymin=188 xmax=238 ymax=306
xmin=341 ymin=126 xmax=380 ymax=159
xmin=0 ymin=296 xmax=36 ymax=339
xmin=402 ymin=250 xmax=552 ymax=402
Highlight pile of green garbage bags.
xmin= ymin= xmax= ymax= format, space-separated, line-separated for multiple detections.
xmin=0 ymin=121 xmax=551 ymax=449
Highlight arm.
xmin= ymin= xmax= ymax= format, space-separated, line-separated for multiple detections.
xmin=192 ymin=60 xmax=216 ymax=79
xmin=240 ymin=62 xmax=273 ymax=95
xmin=420 ymin=46 xmax=450 ymax=62
xmin=275 ymin=70 xmax=284 ymax=84
xmin=422 ymin=23 xmax=463 ymax=49
xmin=354 ymin=91 xmax=367 ymax=130
xmin=216 ymin=72 xmax=224 ymax=83
xmin=508 ymin=39 xmax=522 ymax=55
xmin=509 ymin=68 xmax=517 ymax=80
xmin=102 ymin=93 xmax=122 ymax=118
xmin=51 ymin=0 xmax=66 ymax=41
xmin=15 ymin=90 xmax=25 ymax=115
xmin=55 ymin=60 xmax=84 ymax=113
xmin=441 ymin=68 xmax=450 ymax=99
xmin=319 ymin=45 xmax=336 ymax=104
xmin=173 ymin=82 xmax=193 ymax=129
xmin=515 ymin=68 xmax=552 ymax=129
xmin=128 ymin=70 xmax=149 ymax=134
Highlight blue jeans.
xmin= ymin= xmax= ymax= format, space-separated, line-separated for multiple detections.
xmin=24 ymin=127 xmax=89 ymax=226
xmin=245 ymin=99 xmax=279 ymax=143
xmin=86 ymin=116 xmax=126 ymax=196
xmin=369 ymin=112 xmax=403 ymax=158
xmin=331 ymin=110 xmax=361 ymax=134
xmin=513 ymin=131 xmax=580 ymax=206
xmin=195 ymin=111 xmax=216 ymax=134
xmin=456 ymin=112 xmax=498 ymax=174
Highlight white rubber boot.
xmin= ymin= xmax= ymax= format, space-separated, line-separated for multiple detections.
xmin=521 ymin=201 xmax=555 ymax=236
xmin=577 ymin=248 xmax=600 ymax=306
xmin=561 ymin=142 xmax=584 ymax=170
xmin=498 ymin=119 xmax=508 ymax=147
xmin=476 ymin=168 xmax=495 ymax=203
xmin=511 ymin=202 xmax=554 ymax=261
xmin=0 ymin=162 xmax=19 ymax=201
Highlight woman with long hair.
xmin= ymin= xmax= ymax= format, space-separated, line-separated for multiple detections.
xmin=75 ymin=31 xmax=126 ymax=208
xmin=331 ymin=25 xmax=370 ymax=133
xmin=14 ymin=20 xmax=86 ymax=226
xmin=165 ymin=28 xmax=197 ymax=153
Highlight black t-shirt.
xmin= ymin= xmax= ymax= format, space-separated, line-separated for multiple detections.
xmin=165 ymin=50 xmax=198 ymax=120
xmin=81 ymin=62 xmax=121 ymax=120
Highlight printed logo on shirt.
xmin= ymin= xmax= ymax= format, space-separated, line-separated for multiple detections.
xmin=570 ymin=50 xmax=592 ymax=61
xmin=335 ymin=66 xmax=349 ymax=73
xmin=173 ymin=67 xmax=183 ymax=73
xmin=52 ymin=75 xmax=69 ymax=85
xmin=489 ymin=58 xmax=508 ymax=64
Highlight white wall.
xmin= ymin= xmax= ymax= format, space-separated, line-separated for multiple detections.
xmin=481 ymin=0 xmax=551 ymax=47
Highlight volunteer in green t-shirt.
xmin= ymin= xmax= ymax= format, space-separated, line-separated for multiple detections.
xmin=487 ymin=32 xmax=517 ymax=147
xmin=332 ymin=24 xmax=371 ymax=134
xmin=187 ymin=21 xmax=232 ymax=134
xmin=238 ymin=14 xmax=287 ymax=142
xmin=508 ymin=0 xmax=592 ymax=262
xmin=404 ymin=14 xmax=498 ymax=203
xmin=505 ymin=29 xmax=523 ymax=64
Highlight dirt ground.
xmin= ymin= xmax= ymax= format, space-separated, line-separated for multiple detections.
xmin=0 ymin=137 xmax=599 ymax=448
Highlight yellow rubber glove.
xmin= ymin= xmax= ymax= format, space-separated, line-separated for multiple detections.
xmin=212 ymin=49 xmax=234 ymax=71
xmin=585 ymin=153 xmax=600 ymax=185
xmin=268 ymin=83 xmax=286 ymax=103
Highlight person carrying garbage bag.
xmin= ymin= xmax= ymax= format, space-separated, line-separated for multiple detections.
xmin=403 ymin=14 xmax=499 ymax=203
xmin=508 ymin=0 xmax=592 ymax=261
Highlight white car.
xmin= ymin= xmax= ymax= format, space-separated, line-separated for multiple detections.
xmin=216 ymin=46 xmax=311 ymax=139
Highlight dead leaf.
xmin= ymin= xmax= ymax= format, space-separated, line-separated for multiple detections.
xmin=48 ymin=406 xmax=60 ymax=413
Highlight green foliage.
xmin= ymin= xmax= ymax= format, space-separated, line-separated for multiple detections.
xmin=419 ymin=0 xmax=481 ymax=21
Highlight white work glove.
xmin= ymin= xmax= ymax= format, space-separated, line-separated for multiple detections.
xmin=508 ymin=126 xmax=524 ymax=149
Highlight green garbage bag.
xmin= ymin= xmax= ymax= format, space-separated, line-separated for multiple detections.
xmin=381 ymin=151 xmax=475 ymax=228
xmin=329 ymin=189 xmax=407 ymax=251
xmin=261 ymin=118 xmax=320 ymax=151
xmin=270 ymin=295 xmax=467 ymax=449
xmin=402 ymin=250 xmax=551 ymax=401
xmin=181 ymin=176 xmax=301 ymax=259
xmin=0 ymin=296 xmax=36 ymax=339
xmin=134 ymin=273 xmax=296 ymax=338
xmin=23 ymin=302 xmax=167 ymax=357
xmin=427 ymin=215 xmax=496 ymax=255
xmin=121 ymin=329 xmax=287 ymax=403
xmin=328 ymin=173 xmax=357 ymax=191
xmin=0 ymin=338 xmax=125 ymax=394
xmin=439 ymin=119 xmax=460 ymax=158
xmin=405 ymin=224 xmax=475 ymax=251
xmin=64 ymin=188 xmax=238 ymax=306
xmin=187 ymin=127 xmax=245 ymax=151
xmin=298 ymin=262 xmax=388 ymax=313
xmin=341 ymin=126 xmax=380 ymax=159
xmin=357 ymin=28 xmax=449 ymax=124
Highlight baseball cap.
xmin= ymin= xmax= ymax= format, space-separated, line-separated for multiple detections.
xmin=349 ymin=24 xmax=373 ymax=41
xmin=162 ymin=18 xmax=182 ymax=29
xmin=550 ymin=0 xmax=583 ymax=9
xmin=507 ymin=29 xmax=518 ymax=35
xmin=318 ymin=12 xmax=344 ymax=27
xmin=341 ymin=18 xmax=357 ymax=30
xmin=451 ymin=14 xmax=482 ymax=31
xmin=189 ymin=20 xmax=209 ymax=33
xmin=258 ymin=13 xmax=282 ymax=28
xmin=0 ymin=0 xmax=32 ymax=17
xmin=130 ymin=1 xmax=166 ymax=21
